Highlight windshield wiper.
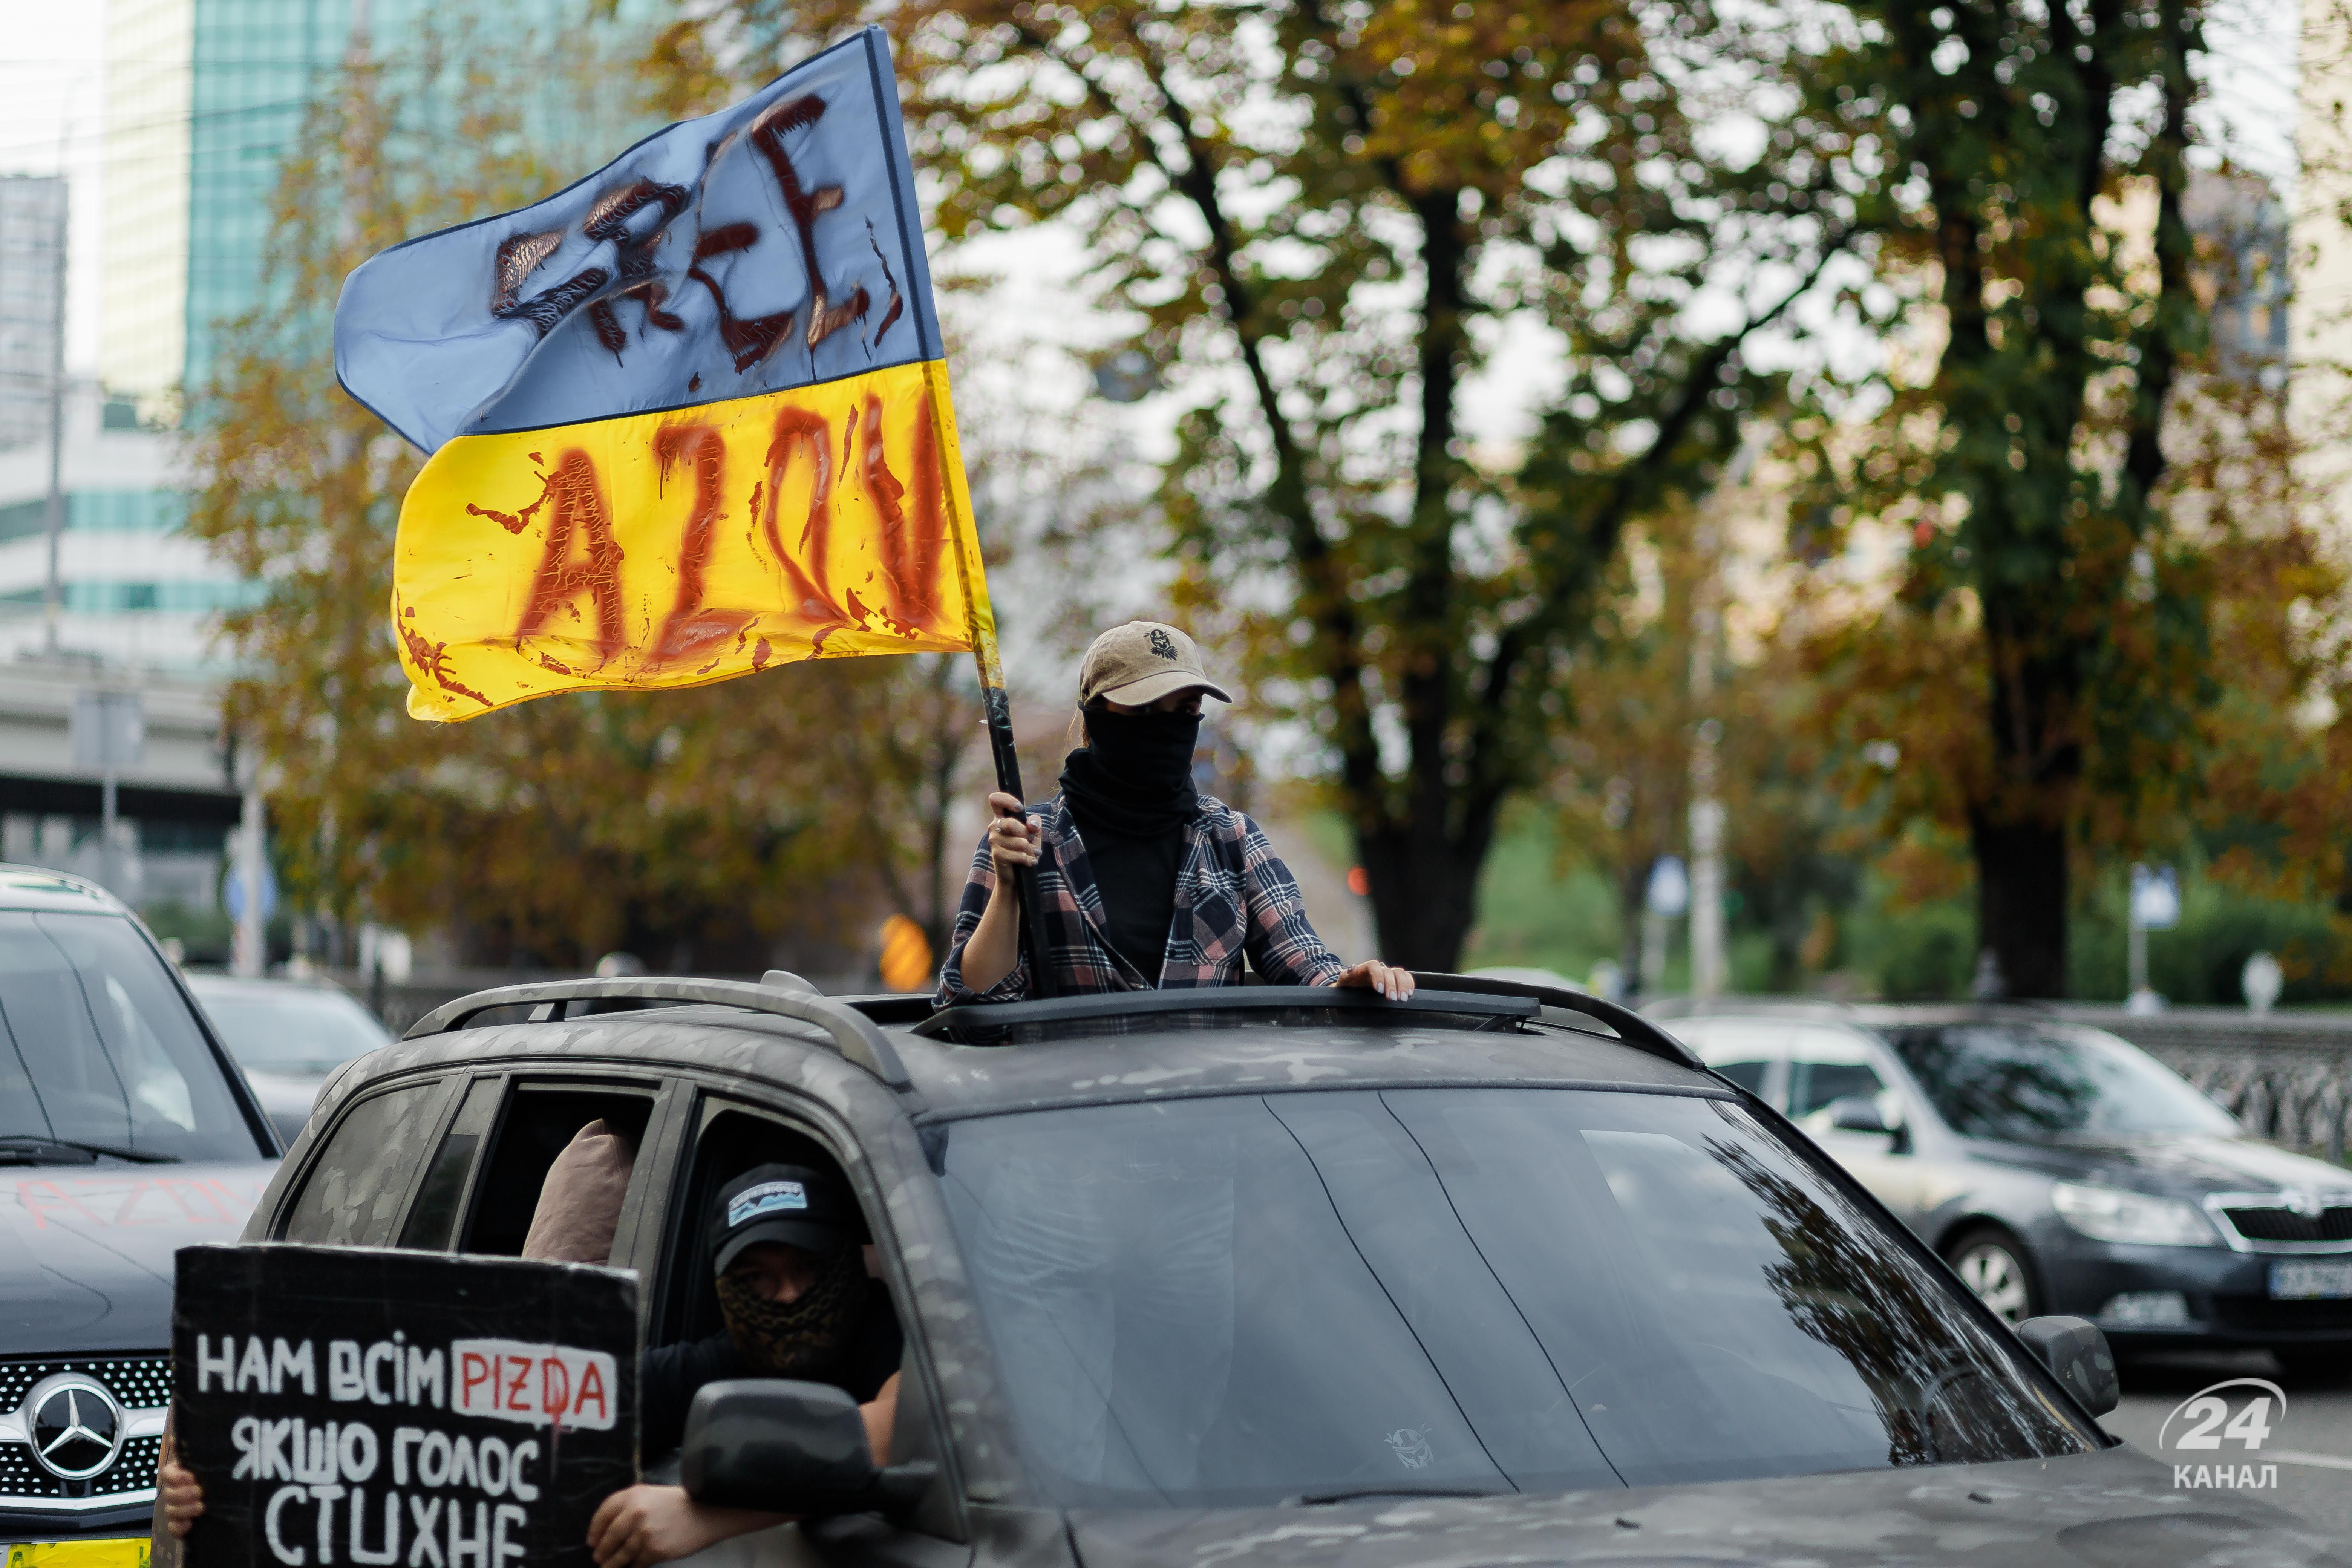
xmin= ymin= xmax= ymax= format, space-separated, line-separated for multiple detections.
xmin=0 ymin=1136 xmax=180 ymax=1165
xmin=1289 ymin=1486 xmax=1506 ymax=1507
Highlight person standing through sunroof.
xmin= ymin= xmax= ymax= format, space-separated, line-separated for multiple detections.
xmin=936 ymin=620 xmax=1413 ymax=1004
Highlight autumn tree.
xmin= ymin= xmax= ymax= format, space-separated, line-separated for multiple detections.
xmin=637 ymin=0 xmax=1860 ymax=968
xmin=1787 ymin=0 xmax=2229 ymax=996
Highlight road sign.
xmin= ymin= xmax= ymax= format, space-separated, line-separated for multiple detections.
xmin=1646 ymin=855 xmax=1690 ymax=919
xmin=2130 ymin=864 xmax=2180 ymax=931
xmin=70 ymin=689 xmax=143 ymax=770
xmin=223 ymin=858 xmax=278 ymax=924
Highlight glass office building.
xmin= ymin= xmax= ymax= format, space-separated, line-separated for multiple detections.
xmin=55 ymin=0 xmax=652 ymax=671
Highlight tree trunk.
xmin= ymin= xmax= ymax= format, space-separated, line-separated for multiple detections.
xmin=1969 ymin=808 xmax=2069 ymax=998
xmin=1356 ymin=802 xmax=1502 ymax=971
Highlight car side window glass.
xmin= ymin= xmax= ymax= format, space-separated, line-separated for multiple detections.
xmin=457 ymin=1084 xmax=657 ymax=1257
xmin=1788 ymin=1031 xmax=1889 ymax=1122
xmin=279 ymin=1080 xmax=453 ymax=1245
xmin=1677 ymin=1021 xmax=1781 ymax=1100
xmin=398 ymin=1076 xmax=505 ymax=1251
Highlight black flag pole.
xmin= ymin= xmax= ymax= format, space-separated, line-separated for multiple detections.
xmin=971 ymin=635 xmax=1054 ymax=998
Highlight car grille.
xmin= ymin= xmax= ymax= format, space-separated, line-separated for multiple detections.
xmin=2222 ymin=1205 xmax=2352 ymax=1245
xmin=2211 ymin=1297 xmax=2352 ymax=1334
xmin=0 ymin=1354 xmax=169 ymax=1502
xmin=0 ymin=1355 xmax=172 ymax=1415
xmin=0 ymin=1434 xmax=163 ymax=1501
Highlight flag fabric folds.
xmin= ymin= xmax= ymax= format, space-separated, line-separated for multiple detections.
xmin=334 ymin=27 xmax=994 ymax=721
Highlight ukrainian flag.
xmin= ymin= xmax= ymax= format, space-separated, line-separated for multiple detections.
xmin=334 ymin=28 xmax=993 ymax=721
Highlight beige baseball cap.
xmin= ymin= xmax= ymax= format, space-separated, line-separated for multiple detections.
xmin=1077 ymin=621 xmax=1233 ymax=708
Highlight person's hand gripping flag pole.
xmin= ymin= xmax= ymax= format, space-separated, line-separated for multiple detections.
xmin=333 ymin=27 xmax=1050 ymax=992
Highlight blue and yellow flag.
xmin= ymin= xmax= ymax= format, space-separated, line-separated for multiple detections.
xmin=335 ymin=28 xmax=993 ymax=721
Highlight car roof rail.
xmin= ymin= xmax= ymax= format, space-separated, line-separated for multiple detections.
xmin=913 ymin=985 xmax=1542 ymax=1040
xmin=406 ymin=977 xmax=912 ymax=1089
xmin=1406 ymin=972 xmax=1705 ymax=1070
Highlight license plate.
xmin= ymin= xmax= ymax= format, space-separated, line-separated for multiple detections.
xmin=3 ymin=1543 xmax=151 ymax=1568
xmin=2270 ymin=1260 xmax=2352 ymax=1299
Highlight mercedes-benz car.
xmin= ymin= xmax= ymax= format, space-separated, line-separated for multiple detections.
xmin=0 ymin=865 xmax=281 ymax=1556
xmin=204 ymin=971 xmax=2330 ymax=1563
xmin=1650 ymin=999 xmax=2352 ymax=1375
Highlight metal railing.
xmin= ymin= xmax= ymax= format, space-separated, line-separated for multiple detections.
xmin=2061 ymin=1008 xmax=2352 ymax=1165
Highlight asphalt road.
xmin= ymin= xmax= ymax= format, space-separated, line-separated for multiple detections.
xmin=2102 ymin=1350 xmax=2352 ymax=1544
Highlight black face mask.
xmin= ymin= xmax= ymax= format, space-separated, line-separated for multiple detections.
xmin=1086 ymin=704 xmax=1201 ymax=792
xmin=715 ymin=1245 xmax=865 ymax=1381
xmin=1060 ymin=704 xmax=1202 ymax=835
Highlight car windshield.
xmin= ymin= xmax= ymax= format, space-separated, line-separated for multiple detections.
xmin=0 ymin=911 xmax=265 ymax=1160
xmin=191 ymin=982 xmax=393 ymax=1073
xmin=936 ymin=1087 xmax=2090 ymax=1508
xmin=1886 ymin=1023 xmax=2238 ymax=1140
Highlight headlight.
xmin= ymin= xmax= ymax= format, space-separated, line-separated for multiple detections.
xmin=2051 ymin=1182 xmax=2218 ymax=1247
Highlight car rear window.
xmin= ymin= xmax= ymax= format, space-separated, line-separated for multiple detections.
xmin=1886 ymin=1023 xmax=2237 ymax=1139
xmin=0 ymin=911 xmax=264 ymax=1161
xmin=937 ymin=1087 xmax=2091 ymax=1508
xmin=192 ymin=983 xmax=393 ymax=1074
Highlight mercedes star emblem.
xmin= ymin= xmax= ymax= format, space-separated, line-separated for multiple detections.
xmin=27 ymin=1374 xmax=123 ymax=1481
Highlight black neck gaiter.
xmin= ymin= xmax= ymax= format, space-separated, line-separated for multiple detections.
xmin=714 ymin=1245 xmax=866 ymax=1382
xmin=1059 ymin=706 xmax=1202 ymax=836
xmin=1059 ymin=705 xmax=1201 ymax=981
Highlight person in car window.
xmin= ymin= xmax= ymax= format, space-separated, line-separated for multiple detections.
xmin=157 ymin=1163 xmax=901 ymax=1568
xmin=938 ymin=620 xmax=1413 ymax=1004
xmin=588 ymin=1162 xmax=902 ymax=1568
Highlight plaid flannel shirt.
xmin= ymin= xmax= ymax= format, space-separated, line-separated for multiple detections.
xmin=934 ymin=792 xmax=1346 ymax=1004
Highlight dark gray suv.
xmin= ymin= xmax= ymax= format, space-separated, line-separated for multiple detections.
xmin=216 ymin=971 xmax=2336 ymax=1563
xmin=1650 ymin=1000 xmax=2352 ymax=1375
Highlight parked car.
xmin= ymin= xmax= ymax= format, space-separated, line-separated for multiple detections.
xmin=1650 ymin=998 xmax=2352 ymax=1375
xmin=0 ymin=864 xmax=280 ymax=1553
xmin=181 ymin=974 xmax=395 ymax=1142
xmin=221 ymin=971 xmax=2328 ymax=1562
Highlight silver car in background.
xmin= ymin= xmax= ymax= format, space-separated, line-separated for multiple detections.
xmin=1650 ymin=1000 xmax=2352 ymax=1378
xmin=181 ymin=974 xmax=394 ymax=1142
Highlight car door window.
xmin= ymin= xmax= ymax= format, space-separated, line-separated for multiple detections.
xmin=1788 ymin=1031 xmax=1892 ymax=1127
xmin=455 ymin=1083 xmax=658 ymax=1257
xmin=655 ymin=1102 xmax=850 ymax=1348
xmin=1674 ymin=1021 xmax=1782 ymax=1100
xmin=278 ymin=1080 xmax=455 ymax=1244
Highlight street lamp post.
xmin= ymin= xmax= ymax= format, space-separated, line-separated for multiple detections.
xmin=2127 ymin=863 xmax=2179 ymax=1014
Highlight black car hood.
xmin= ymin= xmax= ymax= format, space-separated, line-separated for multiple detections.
xmin=1066 ymin=1447 xmax=2339 ymax=1567
xmin=0 ymin=1158 xmax=276 ymax=1355
xmin=1966 ymin=1132 xmax=2352 ymax=1199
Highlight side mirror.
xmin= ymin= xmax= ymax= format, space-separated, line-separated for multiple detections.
xmin=2017 ymin=1315 xmax=2119 ymax=1417
xmin=1827 ymin=1096 xmax=1893 ymax=1135
xmin=681 ymin=1379 xmax=936 ymax=1516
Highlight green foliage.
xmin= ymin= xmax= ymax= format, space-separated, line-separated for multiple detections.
xmin=1843 ymin=894 xmax=1978 ymax=1002
xmin=1780 ymin=0 xmax=2315 ymax=997
xmin=2070 ymin=865 xmax=2352 ymax=1005
xmin=1461 ymin=808 xmax=1625 ymax=980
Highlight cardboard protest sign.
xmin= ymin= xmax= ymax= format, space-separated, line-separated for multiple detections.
xmin=172 ymin=1245 xmax=636 ymax=1568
